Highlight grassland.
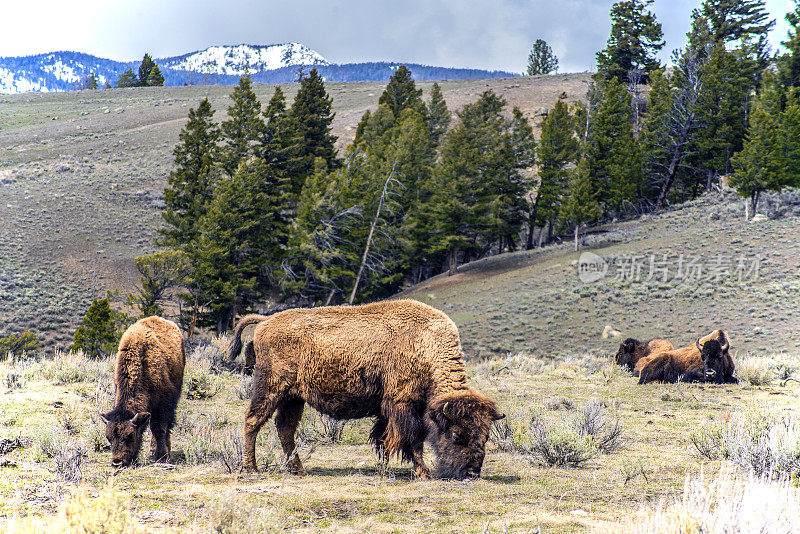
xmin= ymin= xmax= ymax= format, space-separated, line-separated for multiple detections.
xmin=1 ymin=345 xmax=798 ymax=532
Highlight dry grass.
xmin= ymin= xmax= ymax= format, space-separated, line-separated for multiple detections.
xmin=2 ymin=347 xmax=799 ymax=532
xmin=608 ymin=470 xmax=800 ymax=534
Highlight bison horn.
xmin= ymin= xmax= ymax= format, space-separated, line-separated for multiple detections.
xmin=695 ymin=338 xmax=702 ymax=351
xmin=442 ymin=402 xmax=454 ymax=420
xmin=720 ymin=336 xmax=729 ymax=352
xmin=494 ymin=412 xmax=506 ymax=421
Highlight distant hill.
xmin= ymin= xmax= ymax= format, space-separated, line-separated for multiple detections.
xmin=0 ymin=43 xmax=518 ymax=94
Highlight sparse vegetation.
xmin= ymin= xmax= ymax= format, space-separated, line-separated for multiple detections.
xmin=691 ymin=407 xmax=800 ymax=478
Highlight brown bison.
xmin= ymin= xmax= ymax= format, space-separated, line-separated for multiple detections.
xmin=637 ymin=330 xmax=737 ymax=385
xmin=615 ymin=337 xmax=675 ymax=372
xmin=101 ymin=316 xmax=185 ymax=467
xmin=227 ymin=299 xmax=505 ymax=480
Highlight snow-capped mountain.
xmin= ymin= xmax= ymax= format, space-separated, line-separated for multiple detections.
xmin=162 ymin=43 xmax=328 ymax=75
xmin=0 ymin=44 xmax=517 ymax=94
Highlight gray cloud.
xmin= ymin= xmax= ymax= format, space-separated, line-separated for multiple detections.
xmin=0 ymin=1 xmax=794 ymax=72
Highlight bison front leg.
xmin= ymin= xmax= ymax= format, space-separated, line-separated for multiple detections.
xmin=410 ymin=442 xmax=430 ymax=480
xmin=150 ymin=420 xmax=171 ymax=463
xmin=275 ymin=397 xmax=306 ymax=476
xmin=384 ymin=402 xmax=430 ymax=480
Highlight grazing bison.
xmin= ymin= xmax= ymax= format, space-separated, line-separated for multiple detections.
xmin=637 ymin=330 xmax=737 ymax=385
xmin=615 ymin=338 xmax=675 ymax=372
xmin=101 ymin=316 xmax=185 ymax=467
xmin=227 ymin=299 xmax=504 ymax=480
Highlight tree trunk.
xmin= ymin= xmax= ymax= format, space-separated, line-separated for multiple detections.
xmin=448 ymin=247 xmax=457 ymax=276
xmin=525 ymin=196 xmax=541 ymax=250
xmin=537 ymin=221 xmax=548 ymax=248
xmin=324 ymin=288 xmax=336 ymax=306
xmin=574 ymin=224 xmax=580 ymax=252
xmin=750 ymin=190 xmax=760 ymax=218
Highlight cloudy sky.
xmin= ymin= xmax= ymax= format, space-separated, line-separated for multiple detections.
xmin=2 ymin=0 xmax=795 ymax=72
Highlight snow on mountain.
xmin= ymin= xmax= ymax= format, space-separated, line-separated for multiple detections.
xmin=162 ymin=43 xmax=328 ymax=75
xmin=0 ymin=67 xmax=49 ymax=93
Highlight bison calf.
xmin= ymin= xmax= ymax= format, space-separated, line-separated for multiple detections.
xmin=228 ymin=299 xmax=505 ymax=480
xmin=637 ymin=330 xmax=737 ymax=385
xmin=615 ymin=337 xmax=674 ymax=373
xmin=102 ymin=316 xmax=185 ymax=467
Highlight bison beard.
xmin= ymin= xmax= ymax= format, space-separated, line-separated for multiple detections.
xmin=102 ymin=316 xmax=185 ymax=467
xmin=229 ymin=300 xmax=504 ymax=480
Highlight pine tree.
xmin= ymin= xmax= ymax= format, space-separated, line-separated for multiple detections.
xmin=161 ymin=98 xmax=220 ymax=248
xmin=559 ymin=161 xmax=601 ymax=251
xmin=780 ymin=2 xmax=800 ymax=90
xmin=526 ymin=39 xmax=559 ymax=75
xmin=596 ymin=0 xmax=665 ymax=83
xmin=289 ymin=68 xmax=339 ymax=184
xmin=426 ymin=82 xmax=450 ymax=148
xmin=116 ymin=69 xmax=138 ymax=88
xmin=378 ymin=65 xmax=425 ymax=118
xmin=0 ymin=331 xmax=40 ymax=360
xmin=584 ymin=78 xmax=643 ymax=216
xmin=138 ymin=53 xmax=157 ymax=87
xmin=127 ymin=250 xmax=190 ymax=318
xmin=189 ymin=158 xmax=289 ymax=332
xmin=71 ymin=297 xmax=123 ymax=359
xmin=220 ymin=74 xmax=264 ymax=176
xmin=529 ymin=100 xmax=578 ymax=248
xmin=146 ymin=64 xmax=165 ymax=87
xmin=260 ymin=86 xmax=305 ymax=201
xmin=731 ymin=72 xmax=793 ymax=217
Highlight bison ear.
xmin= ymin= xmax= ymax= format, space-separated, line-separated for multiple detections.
xmin=131 ymin=412 xmax=151 ymax=428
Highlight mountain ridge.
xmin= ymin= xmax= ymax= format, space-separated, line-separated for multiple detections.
xmin=0 ymin=43 xmax=518 ymax=94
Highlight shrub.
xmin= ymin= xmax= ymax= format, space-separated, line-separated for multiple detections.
xmin=0 ymin=331 xmax=40 ymax=360
xmin=545 ymin=397 xmax=574 ymax=411
xmin=610 ymin=471 xmax=800 ymax=534
xmin=505 ymin=400 xmax=624 ymax=467
xmin=186 ymin=370 xmax=220 ymax=400
xmin=572 ymin=400 xmax=624 ymax=454
xmin=297 ymin=411 xmax=347 ymax=445
xmin=208 ymin=491 xmax=279 ymax=533
xmin=54 ymin=445 xmax=87 ymax=483
xmin=736 ymin=356 xmax=774 ymax=386
xmin=4 ymin=371 xmax=24 ymax=390
xmin=691 ymin=408 xmax=800 ymax=478
xmin=218 ymin=428 xmax=243 ymax=474
xmin=33 ymin=429 xmax=63 ymax=463
xmin=232 ymin=376 xmax=253 ymax=401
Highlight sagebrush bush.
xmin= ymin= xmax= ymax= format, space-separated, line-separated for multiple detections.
xmin=691 ymin=407 xmax=800 ymax=478
xmin=41 ymin=350 xmax=107 ymax=384
xmin=610 ymin=470 xmax=800 ymax=534
xmin=297 ymin=411 xmax=347 ymax=445
xmin=735 ymin=356 xmax=774 ymax=386
xmin=502 ymin=400 xmax=624 ymax=467
xmin=33 ymin=428 xmax=63 ymax=463
xmin=207 ymin=490 xmax=279 ymax=533
xmin=186 ymin=369 xmax=220 ymax=400
xmin=54 ymin=445 xmax=87 ymax=483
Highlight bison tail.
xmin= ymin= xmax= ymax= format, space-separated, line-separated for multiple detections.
xmin=227 ymin=315 xmax=269 ymax=365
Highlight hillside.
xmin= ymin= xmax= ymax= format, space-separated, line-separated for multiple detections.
xmin=0 ymin=74 xmax=590 ymax=348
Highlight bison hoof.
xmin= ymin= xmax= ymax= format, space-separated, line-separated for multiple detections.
xmin=413 ymin=467 xmax=431 ymax=480
xmin=243 ymin=463 xmax=259 ymax=473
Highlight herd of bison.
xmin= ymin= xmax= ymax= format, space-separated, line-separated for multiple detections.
xmin=100 ymin=299 xmax=738 ymax=479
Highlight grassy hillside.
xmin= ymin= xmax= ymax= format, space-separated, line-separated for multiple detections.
xmin=0 ymin=74 xmax=591 ymax=347
xmin=402 ymin=190 xmax=800 ymax=359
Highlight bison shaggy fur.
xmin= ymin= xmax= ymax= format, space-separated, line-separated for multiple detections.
xmin=102 ymin=316 xmax=185 ymax=467
xmin=615 ymin=337 xmax=675 ymax=372
xmin=637 ymin=329 xmax=737 ymax=385
xmin=227 ymin=299 xmax=504 ymax=480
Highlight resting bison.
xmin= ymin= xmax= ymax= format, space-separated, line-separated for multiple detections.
xmin=615 ymin=338 xmax=675 ymax=372
xmin=101 ymin=316 xmax=185 ymax=467
xmin=227 ymin=299 xmax=505 ymax=480
xmin=637 ymin=330 xmax=737 ymax=385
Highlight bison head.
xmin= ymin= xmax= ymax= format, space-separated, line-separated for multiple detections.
xmin=696 ymin=338 xmax=726 ymax=384
xmin=615 ymin=338 xmax=640 ymax=367
xmin=426 ymin=389 xmax=504 ymax=480
xmin=101 ymin=409 xmax=150 ymax=468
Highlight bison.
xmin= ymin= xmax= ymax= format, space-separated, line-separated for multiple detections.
xmin=227 ymin=299 xmax=505 ymax=480
xmin=101 ymin=316 xmax=185 ymax=467
xmin=614 ymin=337 xmax=675 ymax=372
xmin=637 ymin=329 xmax=737 ymax=385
